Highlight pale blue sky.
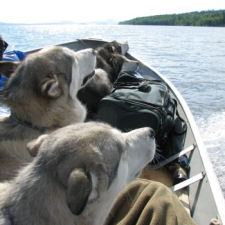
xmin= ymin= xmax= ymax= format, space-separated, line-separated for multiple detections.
xmin=0 ymin=0 xmax=224 ymax=23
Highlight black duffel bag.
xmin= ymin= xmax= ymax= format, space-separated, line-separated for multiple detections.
xmin=96 ymin=71 xmax=190 ymax=184
xmin=96 ymin=71 xmax=177 ymax=141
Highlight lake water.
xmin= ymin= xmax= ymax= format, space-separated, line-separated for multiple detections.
xmin=1 ymin=24 xmax=225 ymax=195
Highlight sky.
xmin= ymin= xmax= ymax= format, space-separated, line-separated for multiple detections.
xmin=0 ymin=0 xmax=224 ymax=24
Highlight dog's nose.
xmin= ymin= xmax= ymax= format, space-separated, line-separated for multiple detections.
xmin=92 ymin=49 xmax=97 ymax=55
xmin=149 ymin=128 xmax=155 ymax=138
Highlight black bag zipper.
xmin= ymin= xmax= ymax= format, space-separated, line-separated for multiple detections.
xmin=113 ymin=80 xmax=170 ymax=107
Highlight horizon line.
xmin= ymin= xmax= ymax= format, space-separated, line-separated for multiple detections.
xmin=1 ymin=9 xmax=224 ymax=25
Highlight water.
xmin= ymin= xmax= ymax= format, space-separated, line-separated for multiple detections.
xmin=1 ymin=24 xmax=225 ymax=195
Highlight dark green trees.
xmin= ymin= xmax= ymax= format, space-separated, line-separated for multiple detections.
xmin=119 ymin=10 xmax=225 ymax=27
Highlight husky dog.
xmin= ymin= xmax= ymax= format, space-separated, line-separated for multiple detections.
xmin=0 ymin=122 xmax=155 ymax=225
xmin=0 ymin=46 xmax=96 ymax=181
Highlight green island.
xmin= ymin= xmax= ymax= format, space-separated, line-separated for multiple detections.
xmin=119 ymin=10 xmax=225 ymax=27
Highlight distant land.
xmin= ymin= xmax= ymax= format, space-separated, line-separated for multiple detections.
xmin=0 ymin=19 xmax=118 ymax=25
xmin=119 ymin=10 xmax=225 ymax=27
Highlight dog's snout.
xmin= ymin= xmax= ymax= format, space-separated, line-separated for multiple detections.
xmin=92 ymin=49 xmax=97 ymax=55
xmin=149 ymin=128 xmax=155 ymax=138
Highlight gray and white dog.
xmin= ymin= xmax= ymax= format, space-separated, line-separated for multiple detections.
xmin=0 ymin=122 xmax=155 ymax=225
xmin=0 ymin=46 xmax=96 ymax=181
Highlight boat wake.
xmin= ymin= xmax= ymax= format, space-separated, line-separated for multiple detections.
xmin=197 ymin=111 xmax=225 ymax=197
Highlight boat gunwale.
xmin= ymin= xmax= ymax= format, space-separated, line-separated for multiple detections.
xmin=134 ymin=55 xmax=225 ymax=223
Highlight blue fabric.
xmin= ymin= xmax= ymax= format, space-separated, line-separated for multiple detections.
xmin=0 ymin=50 xmax=26 ymax=89
xmin=3 ymin=50 xmax=27 ymax=61
xmin=0 ymin=75 xmax=7 ymax=90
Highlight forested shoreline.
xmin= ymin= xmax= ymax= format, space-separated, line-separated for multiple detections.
xmin=119 ymin=10 xmax=225 ymax=27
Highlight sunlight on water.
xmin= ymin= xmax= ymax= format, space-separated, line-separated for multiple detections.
xmin=0 ymin=105 xmax=10 ymax=116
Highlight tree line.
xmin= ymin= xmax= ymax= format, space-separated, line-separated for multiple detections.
xmin=119 ymin=10 xmax=225 ymax=27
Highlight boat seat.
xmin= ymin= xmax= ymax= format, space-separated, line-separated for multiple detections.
xmin=139 ymin=144 xmax=205 ymax=215
xmin=149 ymin=145 xmax=195 ymax=170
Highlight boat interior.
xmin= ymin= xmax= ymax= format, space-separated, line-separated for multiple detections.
xmin=25 ymin=39 xmax=224 ymax=225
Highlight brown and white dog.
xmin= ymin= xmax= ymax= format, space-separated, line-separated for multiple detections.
xmin=77 ymin=41 xmax=139 ymax=119
xmin=0 ymin=46 xmax=96 ymax=181
xmin=0 ymin=122 xmax=156 ymax=225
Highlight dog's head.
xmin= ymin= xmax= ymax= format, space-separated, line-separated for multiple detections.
xmin=103 ymin=41 xmax=129 ymax=56
xmin=27 ymin=122 xmax=155 ymax=220
xmin=0 ymin=46 xmax=96 ymax=127
xmin=97 ymin=41 xmax=129 ymax=60
xmin=0 ymin=36 xmax=8 ymax=61
xmin=0 ymin=46 xmax=96 ymax=101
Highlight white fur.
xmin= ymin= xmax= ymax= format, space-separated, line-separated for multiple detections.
xmin=88 ymin=173 xmax=99 ymax=201
xmin=69 ymin=48 xmax=96 ymax=100
xmin=120 ymin=41 xmax=129 ymax=55
xmin=78 ymin=127 xmax=155 ymax=225
xmin=70 ymin=60 xmax=81 ymax=100
xmin=82 ymin=157 xmax=129 ymax=225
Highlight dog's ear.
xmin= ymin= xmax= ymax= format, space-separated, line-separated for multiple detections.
xmin=66 ymin=169 xmax=92 ymax=215
xmin=41 ymin=74 xmax=62 ymax=98
xmin=26 ymin=134 xmax=48 ymax=157
xmin=110 ymin=45 xmax=116 ymax=53
xmin=0 ymin=61 xmax=20 ymax=77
